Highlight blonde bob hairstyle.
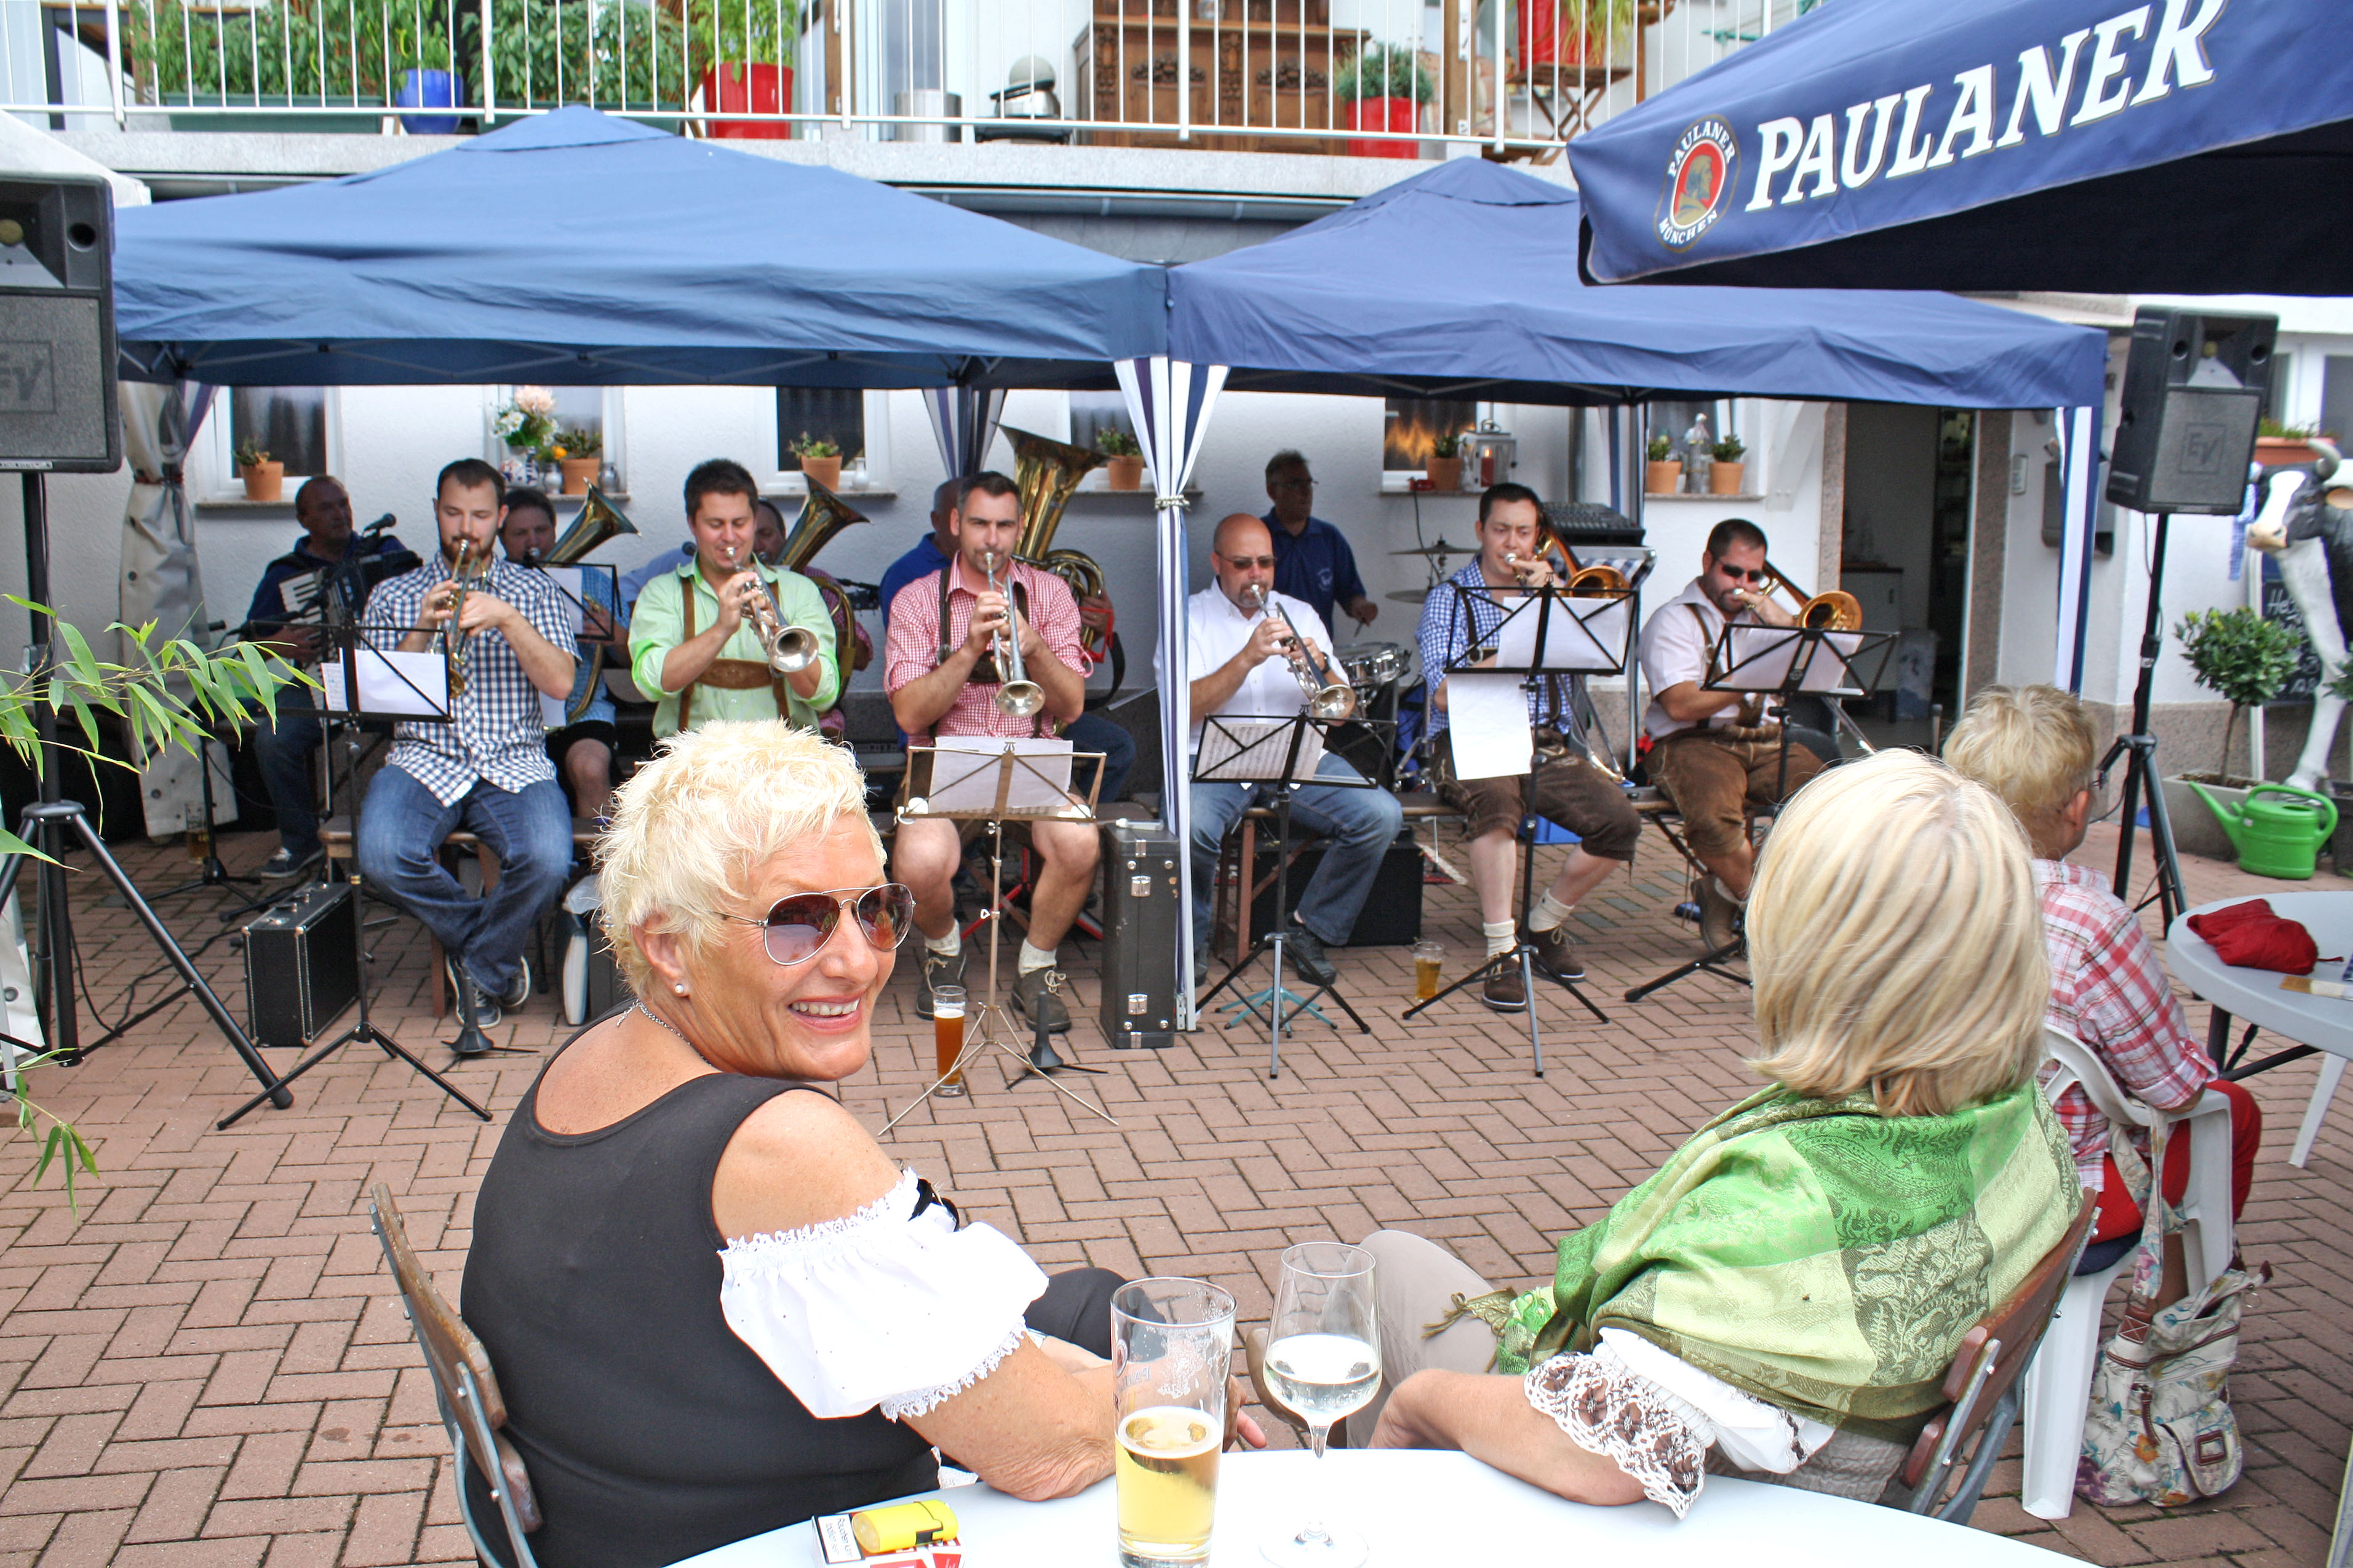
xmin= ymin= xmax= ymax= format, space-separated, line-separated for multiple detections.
xmin=1940 ymin=684 xmax=2099 ymax=859
xmin=1746 ymin=749 xmax=2048 ymax=1118
xmin=597 ymin=720 xmax=882 ymax=997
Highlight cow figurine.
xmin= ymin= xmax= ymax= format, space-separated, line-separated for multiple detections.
xmin=2245 ymin=440 xmax=2353 ymax=793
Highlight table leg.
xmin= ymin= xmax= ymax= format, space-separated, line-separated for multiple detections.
xmin=2207 ymin=1005 xmax=2234 ymax=1071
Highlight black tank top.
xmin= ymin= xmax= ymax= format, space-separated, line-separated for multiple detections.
xmin=460 ymin=1042 xmax=938 ymax=1568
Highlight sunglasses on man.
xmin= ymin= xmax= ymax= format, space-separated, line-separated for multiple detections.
xmin=1714 ymin=563 xmax=1770 ymax=584
xmin=723 ymin=885 xmax=917 ymax=966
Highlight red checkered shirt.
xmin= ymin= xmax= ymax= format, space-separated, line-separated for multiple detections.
xmin=884 ymin=554 xmax=1087 ymax=739
xmin=2036 ymin=858 xmax=2215 ymax=1190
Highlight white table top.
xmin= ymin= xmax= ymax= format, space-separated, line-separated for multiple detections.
xmin=669 ymin=1448 xmax=2060 ymax=1567
xmin=2167 ymin=891 xmax=2353 ymax=1057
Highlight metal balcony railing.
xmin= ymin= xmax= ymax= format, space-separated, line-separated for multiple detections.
xmin=4 ymin=0 xmax=1809 ymax=157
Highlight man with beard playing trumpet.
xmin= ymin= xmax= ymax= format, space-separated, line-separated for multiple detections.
xmin=885 ymin=471 xmax=1096 ymax=1035
xmin=629 ymin=458 xmax=840 ymax=739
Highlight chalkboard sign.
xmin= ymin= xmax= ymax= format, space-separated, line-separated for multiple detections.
xmin=2263 ymin=553 xmax=2325 ymax=706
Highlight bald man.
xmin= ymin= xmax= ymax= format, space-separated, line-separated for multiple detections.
xmin=1160 ymin=514 xmax=1402 ymax=990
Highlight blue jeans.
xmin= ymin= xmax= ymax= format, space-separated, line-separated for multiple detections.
xmin=252 ymin=685 xmax=324 ymax=856
xmin=1189 ymin=752 xmax=1403 ymax=950
xmin=1064 ymin=710 xmax=1136 ymax=806
xmin=356 ymin=766 xmax=572 ymax=997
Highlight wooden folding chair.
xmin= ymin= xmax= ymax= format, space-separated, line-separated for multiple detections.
xmin=368 ymin=1182 xmax=543 ymax=1568
xmin=1888 ymin=1193 xmax=2097 ymax=1520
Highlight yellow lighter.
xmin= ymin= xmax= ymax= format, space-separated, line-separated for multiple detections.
xmin=850 ymin=1499 xmax=960 ymax=1555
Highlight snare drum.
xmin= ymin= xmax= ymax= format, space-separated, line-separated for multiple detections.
xmin=1339 ymin=641 xmax=1409 ymax=694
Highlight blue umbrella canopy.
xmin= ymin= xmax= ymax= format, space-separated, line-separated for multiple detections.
xmin=1568 ymin=0 xmax=2353 ymax=292
xmin=113 ymin=108 xmax=1168 ymax=387
xmin=1170 ymin=158 xmax=2106 ymax=408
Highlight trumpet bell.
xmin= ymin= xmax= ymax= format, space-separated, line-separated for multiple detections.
xmin=995 ymin=679 xmax=1046 ymax=719
xmin=1309 ymin=685 xmax=1358 ymax=722
xmin=766 ymin=623 xmax=823 ymax=675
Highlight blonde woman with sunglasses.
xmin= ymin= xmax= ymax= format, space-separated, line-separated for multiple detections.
xmin=460 ymin=720 xmax=1261 ymax=1568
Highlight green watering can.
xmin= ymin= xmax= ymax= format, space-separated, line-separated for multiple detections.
xmin=2186 ymin=781 xmax=2339 ymax=879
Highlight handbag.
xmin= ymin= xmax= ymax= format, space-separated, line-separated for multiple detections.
xmin=2076 ymin=1119 xmax=2266 ymax=1508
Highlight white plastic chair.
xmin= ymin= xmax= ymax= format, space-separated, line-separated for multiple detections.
xmin=2019 ymin=1025 xmax=2238 ymax=1521
xmin=2293 ymin=1053 xmax=2345 ymax=1168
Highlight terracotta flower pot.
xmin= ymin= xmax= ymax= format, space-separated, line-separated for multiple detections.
xmin=1424 ymin=455 xmax=1462 ymax=492
xmin=1708 ymin=461 xmax=1745 ymax=495
xmin=558 ymin=457 xmax=601 ymax=495
xmin=1105 ymin=454 xmax=1146 ymax=491
xmin=800 ymin=455 xmax=843 ymax=491
xmin=241 ymin=461 xmax=284 ymax=503
xmin=1645 ymin=460 xmax=1681 ymax=495
xmin=2256 ymin=437 xmax=2317 ymax=468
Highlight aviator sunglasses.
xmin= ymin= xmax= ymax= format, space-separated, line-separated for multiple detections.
xmin=722 ymin=884 xmax=918 ymax=966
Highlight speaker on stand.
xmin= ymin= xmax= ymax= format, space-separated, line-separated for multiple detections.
xmin=2101 ymin=307 xmax=2279 ymax=931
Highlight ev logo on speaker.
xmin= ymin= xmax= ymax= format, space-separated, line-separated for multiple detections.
xmin=0 ymin=343 xmax=56 ymax=413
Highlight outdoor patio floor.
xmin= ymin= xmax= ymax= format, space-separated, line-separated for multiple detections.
xmin=0 ymin=816 xmax=2346 ymax=1566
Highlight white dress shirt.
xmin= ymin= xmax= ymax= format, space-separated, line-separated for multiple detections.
xmin=1160 ymin=583 xmax=1334 ymax=751
xmin=1637 ymin=578 xmax=1762 ymax=742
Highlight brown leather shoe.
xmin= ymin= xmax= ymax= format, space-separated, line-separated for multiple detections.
xmin=1698 ymin=877 xmax=1743 ymax=952
xmin=1523 ymin=921 xmax=1585 ymax=983
xmin=1482 ymin=960 xmax=1527 ymax=1012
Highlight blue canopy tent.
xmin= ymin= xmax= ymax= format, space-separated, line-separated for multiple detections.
xmin=111 ymin=108 xmax=1167 ymax=389
xmin=1567 ymin=0 xmax=2353 ymax=296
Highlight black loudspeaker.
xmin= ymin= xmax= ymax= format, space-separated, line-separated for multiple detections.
xmin=0 ymin=175 xmax=119 ymax=474
xmin=2106 ymin=308 xmax=2276 ymax=517
xmin=1248 ymin=827 xmax=1423 ymax=947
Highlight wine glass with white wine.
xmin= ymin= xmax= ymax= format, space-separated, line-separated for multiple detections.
xmin=1260 ymin=1241 xmax=1379 ymax=1567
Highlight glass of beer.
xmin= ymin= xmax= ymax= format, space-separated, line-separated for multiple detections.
xmin=931 ymin=985 xmax=966 ymax=1097
xmin=1411 ymin=941 xmax=1444 ymax=1001
xmin=1112 ymin=1277 xmax=1235 ymax=1568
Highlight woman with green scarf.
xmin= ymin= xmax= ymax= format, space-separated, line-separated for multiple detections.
xmin=1360 ymin=750 xmax=2079 ymax=1515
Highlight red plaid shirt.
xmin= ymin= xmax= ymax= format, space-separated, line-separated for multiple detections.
xmin=884 ymin=554 xmax=1087 ymax=739
xmin=2036 ymin=858 xmax=2215 ymax=1190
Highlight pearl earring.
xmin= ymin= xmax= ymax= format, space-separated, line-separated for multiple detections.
xmin=674 ymin=983 xmax=688 ymax=996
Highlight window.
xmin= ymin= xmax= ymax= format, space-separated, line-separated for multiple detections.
xmin=1068 ymin=391 xmax=1137 ymax=456
xmin=2323 ymin=356 xmax=2353 ymax=445
xmin=776 ymin=387 xmax=867 ymax=475
xmin=231 ymin=387 xmax=328 ymax=478
xmin=1647 ymin=399 xmax=1739 ymax=464
xmin=1384 ymin=397 xmax=1477 ymax=472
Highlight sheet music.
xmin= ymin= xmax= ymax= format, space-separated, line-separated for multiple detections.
xmin=923 ymin=736 xmax=1079 ymax=814
xmin=1716 ymin=626 xmax=1866 ymax=693
xmin=1193 ymin=718 xmax=1326 ymax=785
xmin=319 ymin=650 xmax=452 ymax=717
xmin=1446 ymin=676 xmax=1535 ymax=780
xmin=1488 ymin=594 xmax=1628 ymax=673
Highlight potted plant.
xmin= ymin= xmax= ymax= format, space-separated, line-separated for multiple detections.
xmin=692 ymin=0 xmax=796 ymax=139
xmin=1098 ymin=428 xmax=1146 ymax=491
xmin=1334 ymin=41 xmax=1431 ymax=159
xmin=1709 ymin=432 xmax=1746 ymax=495
xmin=235 ymin=438 xmax=282 ymax=503
xmin=550 ymin=426 xmax=603 ymax=495
xmin=1425 ymin=430 xmax=1463 ymax=493
xmin=790 ymin=432 xmax=842 ymax=492
xmin=1516 ymin=0 xmax=1635 ymax=71
xmin=482 ymin=0 xmax=691 ymax=129
xmin=2256 ymin=418 xmax=2320 ymax=469
xmin=2160 ymin=606 xmax=2303 ymax=858
xmin=1644 ymin=431 xmax=1680 ymax=495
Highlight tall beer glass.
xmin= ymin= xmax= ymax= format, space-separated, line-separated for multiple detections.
xmin=931 ymin=984 xmax=967 ymax=1097
xmin=1112 ymin=1278 xmax=1235 ymax=1568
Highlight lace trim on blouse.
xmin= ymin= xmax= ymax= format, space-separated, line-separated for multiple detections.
xmin=1524 ymin=1351 xmax=1715 ymax=1518
xmin=880 ymin=1322 xmax=1030 ymax=1422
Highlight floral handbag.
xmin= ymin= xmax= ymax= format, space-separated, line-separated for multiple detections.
xmin=2076 ymin=1121 xmax=2267 ymax=1508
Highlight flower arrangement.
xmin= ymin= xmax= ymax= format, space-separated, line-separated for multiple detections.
xmin=495 ymin=386 xmax=558 ymax=452
xmin=1096 ymin=428 xmax=1141 ymax=457
xmin=789 ymin=431 xmax=841 ymax=461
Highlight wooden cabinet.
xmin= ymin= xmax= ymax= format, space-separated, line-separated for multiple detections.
xmin=1072 ymin=1 xmax=1369 ymax=153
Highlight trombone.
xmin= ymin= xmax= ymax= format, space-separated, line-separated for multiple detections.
xmin=723 ymin=544 xmax=822 ymax=677
xmin=978 ymin=549 xmax=1045 ymax=719
xmin=1244 ymin=584 xmax=1356 ymax=721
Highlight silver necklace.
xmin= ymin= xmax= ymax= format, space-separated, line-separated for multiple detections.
xmin=635 ymin=1000 xmax=707 ymax=1062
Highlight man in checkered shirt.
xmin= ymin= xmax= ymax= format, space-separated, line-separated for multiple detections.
xmin=885 ymin=471 xmax=1097 ymax=1035
xmin=357 ymin=459 xmax=578 ymax=1036
xmin=1945 ymin=685 xmax=2259 ymax=1306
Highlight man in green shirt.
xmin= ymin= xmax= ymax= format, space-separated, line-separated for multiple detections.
xmin=628 ymin=458 xmax=840 ymax=737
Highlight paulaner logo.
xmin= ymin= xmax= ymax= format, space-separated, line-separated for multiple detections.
xmin=1656 ymin=118 xmax=1738 ymax=249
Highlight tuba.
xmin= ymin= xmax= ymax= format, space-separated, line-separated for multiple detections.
xmin=776 ymin=476 xmax=875 ymax=680
xmin=1003 ymin=425 xmax=1114 ymax=666
xmin=527 ymin=487 xmax=641 ymax=723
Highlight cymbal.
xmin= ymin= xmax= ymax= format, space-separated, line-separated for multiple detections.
xmin=1385 ymin=588 xmax=1433 ymax=604
xmin=1391 ymin=539 xmax=1471 ymax=557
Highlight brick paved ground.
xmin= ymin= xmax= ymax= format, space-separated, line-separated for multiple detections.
xmin=0 ymin=818 xmax=2346 ymax=1566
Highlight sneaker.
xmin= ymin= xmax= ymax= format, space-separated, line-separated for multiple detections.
xmin=497 ymin=958 xmax=532 ymax=1013
xmin=1524 ymin=921 xmax=1586 ymax=983
xmin=1011 ymin=966 xmax=1071 ymax=1034
xmin=261 ymin=846 xmax=321 ymax=880
xmin=1482 ymin=961 xmax=1527 ymax=1013
xmin=445 ymin=957 xmax=502 ymax=1038
xmin=1282 ymin=925 xmax=1339 ymax=989
xmin=1193 ymin=948 xmax=1211 ymax=987
xmin=914 ymin=946 xmax=965 ymax=1021
xmin=1698 ymin=877 xmax=1744 ymax=953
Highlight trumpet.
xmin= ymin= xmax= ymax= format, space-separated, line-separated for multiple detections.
xmin=979 ymin=549 xmax=1045 ymax=719
xmin=724 ymin=545 xmax=822 ymax=675
xmin=1244 ymin=584 xmax=1356 ymax=721
xmin=444 ymin=534 xmax=485 ymax=696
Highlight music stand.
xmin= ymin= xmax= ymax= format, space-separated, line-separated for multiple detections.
xmin=1623 ymin=619 xmax=1895 ymax=1006
xmin=149 ymin=730 xmax=266 ymax=916
xmin=1194 ymin=714 xmax=1392 ymax=1078
xmin=1404 ymin=580 xmax=1625 ymax=1076
xmin=218 ymin=623 xmax=493 ymax=1129
xmin=879 ymin=742 xmax=1117 ymax=1133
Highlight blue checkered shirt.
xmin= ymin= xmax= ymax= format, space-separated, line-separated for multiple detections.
xmin=1415 ymin=560 xmax=1574 ymax=738
xmin=365 ymin=559 xmax=573 ymax=805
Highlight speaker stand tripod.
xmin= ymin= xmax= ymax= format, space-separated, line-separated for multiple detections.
xmin=2102 ymin=511 xmax=2188 ymax=931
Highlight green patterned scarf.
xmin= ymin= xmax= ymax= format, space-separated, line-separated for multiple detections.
xmin=1456 ymin=1081 xmax=2077 ymax=1443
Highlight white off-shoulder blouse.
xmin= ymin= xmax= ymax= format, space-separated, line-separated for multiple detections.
xmin=717 ymin=1170 xmax=1046 ymax=1422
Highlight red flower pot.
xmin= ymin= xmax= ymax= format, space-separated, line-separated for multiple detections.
xmin=1516 ymin=2 xmax=1612 ymax=70
xmin=1345 ymin=96 xmax=1419 ymax=159
xmin=703 ymin=63 xmax=794 ymax=139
